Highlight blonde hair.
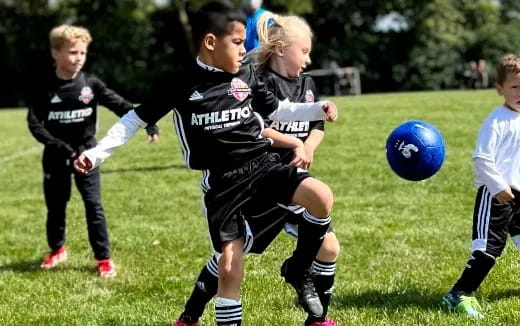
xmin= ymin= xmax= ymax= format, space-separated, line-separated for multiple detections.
xmin=49 ymin=24 xmax=92 ymax=51
xmin=496 ymin=54 xmax=520 ymax=85
xmin=253 ymin=14 xmax=313 ymax=72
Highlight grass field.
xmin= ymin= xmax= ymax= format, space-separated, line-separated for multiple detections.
xmin=2 ymin=89 xmax=520 ymax=325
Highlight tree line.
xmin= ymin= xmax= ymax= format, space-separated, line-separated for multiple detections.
xmin=1 ymin=0 xmax=519 ymax=107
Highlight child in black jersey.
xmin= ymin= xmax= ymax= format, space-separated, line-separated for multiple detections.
xmin=172 ymin=14 xmax=339 ymax=326
xmin=74 ymin=2 xmax=337 ymax=325
xmin=27 ymin=24 xmax=159 ymax=278
xmin=257 ymin=15 xmax=340 ymax=326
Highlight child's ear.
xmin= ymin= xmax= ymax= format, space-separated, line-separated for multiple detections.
xmin=274 ymin=41 xmax=284 ymax=57
xmin=203 ymin=34 xmax=217 ymax=51
xmin=495 ymin=82 xmax=503 ymax=96
xmin=51 ymin=48 xmax=59 ymax=60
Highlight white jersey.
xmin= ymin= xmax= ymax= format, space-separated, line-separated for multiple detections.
xmin=473 ymin=105 xmax=520 ymax=195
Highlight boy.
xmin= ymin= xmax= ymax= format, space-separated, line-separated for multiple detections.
xmin=74 ymin=2 xmax=338 ymax=325
xmin=174 ymin=14 xmax=340 ymax=326
xmin=441 ymin=53 xmax=520 ymax=318
xmin=27 ymin=24 xmax=159 ymax=278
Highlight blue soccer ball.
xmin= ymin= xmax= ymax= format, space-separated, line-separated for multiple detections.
xmin=386 ymin=120 xmax=445 ymax=181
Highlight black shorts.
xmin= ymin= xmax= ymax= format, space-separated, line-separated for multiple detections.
xmin=203 ymin=152 xmax=312 ymax=253
xmin=471 ymin=185 xmax=520 ymax=257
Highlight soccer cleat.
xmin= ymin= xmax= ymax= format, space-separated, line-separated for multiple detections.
xmin=307 ymin=320 xmax=337 ymax=326
xmin=96 ymin=258 xmax=117 ymax=278
xmin=173 ymin=320 xmax=198 ymax=326
xmin=281 ymin=258 xmax=323 ymax=318
xmin=41 ymin=246 xmax=67 ymax=270
xmin=173 ymin=314 xmax=198 ymax=326
xmin=441 ymin=290 xmax=484 ymax=319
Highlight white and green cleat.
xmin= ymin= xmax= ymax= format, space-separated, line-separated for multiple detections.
xmin=442 ymin=291 xmax=484 ymax=319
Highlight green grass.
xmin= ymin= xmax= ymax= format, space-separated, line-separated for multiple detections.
xmin=2 ymin=89 xmax=520 ymax=325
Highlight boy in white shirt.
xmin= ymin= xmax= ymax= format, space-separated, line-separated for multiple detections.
xmin=442 ymin=53 xmax=520 ymax=318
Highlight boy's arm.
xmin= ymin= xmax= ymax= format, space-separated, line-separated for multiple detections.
xmin=93 ymin=76 xmax=160 ymax=141
xmin=27 ymin=105 xmax=74 ymax=155
xmin=252 ymin=83 xmax=338 ymax=122
xmin=473 ymin=157 xmax=511 ymax=199
xmin=304 ymin=129 xmax=325 ymax=167
xmin=75 ymin=109 xmax=147 ymax=173
xmin=262 ymin=128 xmax=308 ymax=168
xmin=473 ymin=120 xmax=512 ymax=201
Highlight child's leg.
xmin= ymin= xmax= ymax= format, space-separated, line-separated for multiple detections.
xmin=43 ymin=160 xmax=72 ymax=251
xmin=291 ymin=178 xmax=333 ymax=265
xmin=451 ymin=186 xmax=511 ymax=294
xmin=177 ymin=255 xmax=219 ymax=324
xmin=74 ymin=168 xmax=111 ymax=260
xmin=282 ymin=178 xmax=333 ymax=317
xmin=215 ymin=238 xmax=244 ymax=326
xmin=508 ymin=189 xmax=520 ymax=246
xmin=312 ymin=233 xmax=340 ymax=322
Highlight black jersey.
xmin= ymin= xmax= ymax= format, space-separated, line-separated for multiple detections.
xmin=135 ymin=61 xmax=280 ymax=171
xmin=27 ymin=71 xmax=134 ymax=147
xmin=259 ymin=68 xmax=324 ymax=141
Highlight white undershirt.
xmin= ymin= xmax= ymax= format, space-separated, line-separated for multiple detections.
xmin=473 ymin=105 xmax=520 ymax=196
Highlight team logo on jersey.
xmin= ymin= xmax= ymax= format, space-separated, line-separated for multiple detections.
xmin=78 ymin=86 xmax=94 ymax=104
xmin=228 ymin=78 xmax=250 ymax=101
xmin=305 ymin=90 xmax=314 ymax=103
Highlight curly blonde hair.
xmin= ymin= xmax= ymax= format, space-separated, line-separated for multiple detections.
xmin=49 ymin=24 xmax=92 ymax=51
xmin=253 ymin=14 xmax=313 ymax=72
xmin=496 ymin=54 xmax=520 ymax=85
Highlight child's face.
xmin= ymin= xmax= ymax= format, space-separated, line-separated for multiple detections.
xmin=280 ymin=34 xmax=312 ymax=78
xmin=52 ymin=38 xmax=88 ymax=78
xmin=213 ymin=22 xmax=246 ymax=74
xmin=497 ymin=71 xmax=520 ymax=112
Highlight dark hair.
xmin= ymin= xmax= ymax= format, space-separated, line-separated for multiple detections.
xmin=190 ymin=1 xmax=246 ymax=50
xmin=496 ymin=54 xmax=520 ymax=85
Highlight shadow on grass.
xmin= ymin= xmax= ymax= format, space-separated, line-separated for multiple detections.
xmin=0 ymin=259 xmax=93 ymax=275
xmin=332 ymin=289 xmax=445 ymax=311
xmin=102 ymin=164 xmax=186 ymax=174
xmin=486 ymin=289 xmax=520 ymax=302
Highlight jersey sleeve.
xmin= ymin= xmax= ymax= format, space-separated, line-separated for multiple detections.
xmin=250 ymin=70 xmax=280 ymax=118
xmin=91 ymin=75 xmax=134 ymax=117
xmin=308 ymin=78 xmax=324 ymax=131
xmin=26 ymin=92 xmax=56 ymax=145
xmin=473 ymin=118 xmax=499 ymax=162
xmin=472 ymin=117 xmax=508 ymax=195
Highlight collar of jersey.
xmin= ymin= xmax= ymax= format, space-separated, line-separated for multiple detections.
xmin=196 ymin=57 xmax=224 ymax=72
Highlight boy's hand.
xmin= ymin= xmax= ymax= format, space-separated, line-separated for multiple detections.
xmin=148 ymin=134 xmax=160 ymax=143
xmin=289 ymin=139 xmax=309 ymax=169
xmin=146 ymin=125 xmax=160 ymax=143
xmin=304 ymin=146 xmax=315 ymax=168
xmin=322 ymin=101 xmax=338 ymax=122
xmin=74 ymin=154 xmax=93 ymax=174
xmin=495 ymin=187 xmax=514 ymax=204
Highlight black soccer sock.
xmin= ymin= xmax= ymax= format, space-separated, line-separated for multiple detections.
xmin=215 ymin=297 xmax=242 ymax=326
xmin=291 ymin=211 xmax=330 ymax=270
xmin=452 ymin=250 xmax=496 ymax=293
xmin=180 ymin=255 xmax=219 ymax=323
xmin=305 ymin=260 xmax=336 ymax=325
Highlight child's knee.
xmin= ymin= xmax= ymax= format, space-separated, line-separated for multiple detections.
xmin=315 ymin=182 xmax=334 ymax=217
xmin=297 ymin=178 xmax=334 ymax=217
xmin=318 ymin=232 xmax=340 ymax=261
xmin=219 ymin=262 xmax=243 ymax=284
